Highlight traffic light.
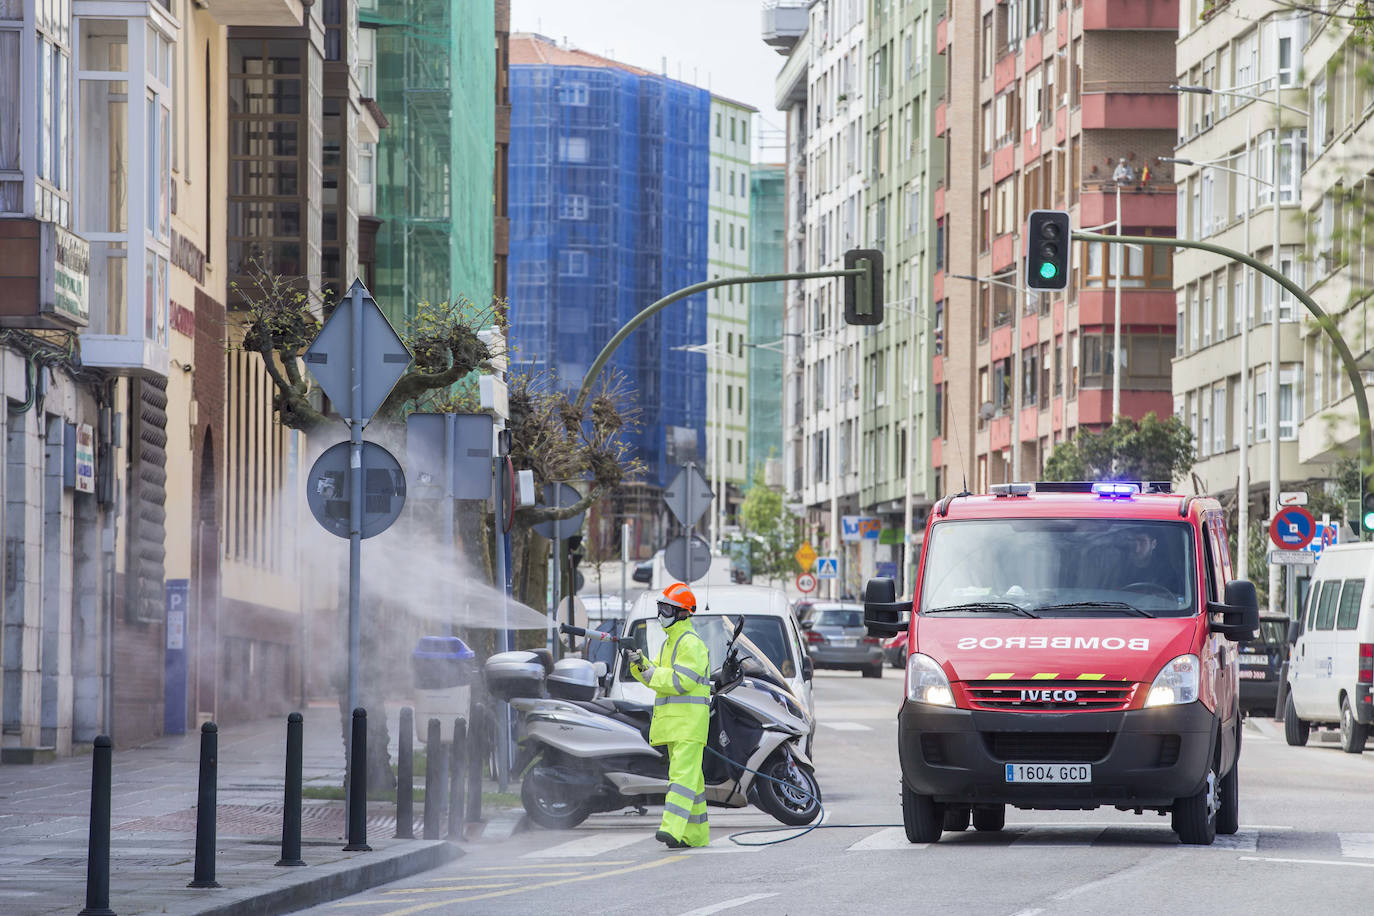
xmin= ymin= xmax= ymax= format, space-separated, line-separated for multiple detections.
xmin=1025 ymin=210 xmax=1071 ymax=291
xmin=843 ymin=248 xmax=884 ymax=325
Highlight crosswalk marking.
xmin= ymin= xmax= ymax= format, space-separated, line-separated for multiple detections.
xmin=522 ymin=832 xmax=650 ymax=858
xmin=1338 ymin=833 xmax=1374 ymax=858
xmin=846 ymin=827 xmax=926 ymax=851
xmin=1207 ymin=830 xmax=1259 ymax=852
xmin=1011 ymin=826 xmax=1106 ymax=847
xmin=822 ymin=721 xmax=872 ymax=731
xmin=677 ymin=893 xmax=780 ymax=916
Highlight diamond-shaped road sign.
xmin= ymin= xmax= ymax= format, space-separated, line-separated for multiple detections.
xmin=664 ymin=464 xmax=714 ymax=528
xmin=304 ymin=279 xmax=412 ymax=424
xmin=794 ymin=541 xmax=817 ymax=572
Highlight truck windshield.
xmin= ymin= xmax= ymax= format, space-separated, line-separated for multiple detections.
xmin=920 ymin=518 xmax=1197 ymax=618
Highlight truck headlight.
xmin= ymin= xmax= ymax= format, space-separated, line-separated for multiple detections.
xmin=1144 ymin=654 xmax=1200 ymax=708
xmin=906 ymin=652 xmax=955 ymax=707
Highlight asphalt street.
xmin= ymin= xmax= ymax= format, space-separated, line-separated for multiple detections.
xmin=307 ymin=670 xmax=1374 ymax=916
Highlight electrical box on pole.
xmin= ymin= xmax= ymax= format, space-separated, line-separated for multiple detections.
xmin=1026 ymin=210 xmax=1071 ymax=291
xmin=843 ymin=248 xmax=884 ymax=325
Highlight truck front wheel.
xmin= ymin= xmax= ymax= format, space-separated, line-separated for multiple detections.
xmin=1173 ymin=764 xmax=1218 ymax=846
xmin=901 ymin=780 xmax=944 ymax=844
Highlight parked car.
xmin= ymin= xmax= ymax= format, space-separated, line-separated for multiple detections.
xmin=631 ymin=559 xmax=654 ymax=583
xmin=607 ymin=585 xmax=816 ymax=727
xmin=800 ymin=603 xmax=884 ymax=677
xmin=1285 ymin=542 xmax=1374 ymax=753
xmin=884 ymin=633 xmax=908 ymax=669
xmin=580 ymin=594 xmax=629 ymax=625
xmin=1238 ymin=614 xmax=1289 ymax=717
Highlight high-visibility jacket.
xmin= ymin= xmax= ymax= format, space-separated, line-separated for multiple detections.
xmin=631 ymin=619 xmax=711 ymax=746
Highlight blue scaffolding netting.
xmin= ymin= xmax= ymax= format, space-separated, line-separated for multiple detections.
xmin=507 ymin=58 xmax=710 ymax=488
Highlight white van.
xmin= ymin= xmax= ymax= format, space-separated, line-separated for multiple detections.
xmin=1285 ymin=542 xmax=1374 ymax=753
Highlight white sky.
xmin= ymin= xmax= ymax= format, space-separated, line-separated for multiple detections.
xmin=511 ymin=0 xmax=791 ymax=162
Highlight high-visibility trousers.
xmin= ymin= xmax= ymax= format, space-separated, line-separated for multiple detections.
xmin=660 ymin=741 xmax=709 ymax=847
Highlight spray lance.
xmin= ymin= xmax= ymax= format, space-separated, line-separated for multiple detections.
xmin=558 ymin=623 xmax=642 ymax=666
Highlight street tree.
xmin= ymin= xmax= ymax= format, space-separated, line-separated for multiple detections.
xmin=735 ymin=468 xmax=802 ymax=586
xmin=1042 ymin=412 xmax=1196 ymax=484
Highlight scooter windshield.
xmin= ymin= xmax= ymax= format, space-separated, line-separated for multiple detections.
xmin=628 ymin=614 xmax=800 ymax=696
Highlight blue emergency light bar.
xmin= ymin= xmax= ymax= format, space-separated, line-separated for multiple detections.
xmin=1092 ymin=482 xmax=1140 ymax=498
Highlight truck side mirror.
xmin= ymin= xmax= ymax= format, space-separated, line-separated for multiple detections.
xmin=801 ymin=656 xmax=814 ymax=681
xmin=863 ymin=576 xmax=911 ymax=638
xmin=1208 ymin=579 xmax=1260 ymax=642
xmin=1287 ymin=618 xmax=1302 ymax=645
xmin=800 ymin=619 xmax=814 ymax=630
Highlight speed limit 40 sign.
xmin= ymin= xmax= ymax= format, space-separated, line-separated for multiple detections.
xmin=796 ymin=572 xmax=817 ymax=594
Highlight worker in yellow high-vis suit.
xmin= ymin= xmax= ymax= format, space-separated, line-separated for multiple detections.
xmin=627 ymin=582 xmax=711 ymax=848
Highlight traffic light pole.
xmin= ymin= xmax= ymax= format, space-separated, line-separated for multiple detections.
xmin=574 ymin=269 xmax=868 ymax=411
xmin=1074 ymin=230 xmax=1373 ymax=541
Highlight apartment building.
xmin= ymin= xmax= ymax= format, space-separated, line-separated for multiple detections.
xmin=935 ymin=0 xmax=1179 ymax=502
xmin=707 ymin=96 xmax=758 ymax=541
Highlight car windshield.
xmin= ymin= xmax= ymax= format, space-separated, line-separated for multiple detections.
xmin=628 ymin=614 xmax=797 ymax=680
xmin=920 ymin=518 xmax=1197 ymax=617
xmin=812 ymin=608 xmax=864 ymax=628
xmin=1252 ymin=619 xmax=1287 ymax=646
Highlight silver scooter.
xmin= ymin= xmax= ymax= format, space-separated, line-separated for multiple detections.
xmin=497 ymin=619 xmax=821 ymax=830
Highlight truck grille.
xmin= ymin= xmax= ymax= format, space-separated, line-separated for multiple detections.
xmin=983 ymin=731 xmax=1114 ymax=763
xmin=965 ymin=680 xmax=1136 ymax=712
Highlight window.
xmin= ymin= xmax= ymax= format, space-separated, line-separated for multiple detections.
xmin=558 ymin=136 xmax=588 ymax=162
xmin=1337 ymin=579 xmax=1366 ymax=630
xmin=559 ymin=194 xmax=589 ymax=220
xmin=1022 ymin=345 xmax=1038 ymax=406
xmin=1212 ymin=385 xmax=1227 ymax=453
xmin=1254 ymin=367 xmax=1269 ymax=442
xmin=558 ymin=81 xmax=589 ymax=106
xmin=980 ymin=191 xmax=992 ymax=251
xmin=1234 ymin=31 xmax=1259 ymax=98
xmin=1080 ymin=239 xmax=1170 ymax=288
xmin=1315 ymin=579 xmax=1340 ymax=630
xmin=730 ymin=117 xmax=736 ymax=142
xmin=994 ymin=178 xmax=1017 ymax=236
xmin=558 ymin=250 xmax=588 ymax=276
xmin=1278 ymin=362 xmax=1300 ymax=440
xmin=981 ymin=102 xmax=993 ymax=162
xmin=715 ymin=112 xmax=721 ymax=137
xmin=1312 ymin=75 xmax=1329 ymax=155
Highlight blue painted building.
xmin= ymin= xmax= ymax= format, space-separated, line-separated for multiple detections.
xmin=507 ymin=34 xmax=710 ymax=488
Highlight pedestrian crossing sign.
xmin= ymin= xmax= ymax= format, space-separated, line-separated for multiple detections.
xmin=816 ymin=557 xmax=838 ymax=579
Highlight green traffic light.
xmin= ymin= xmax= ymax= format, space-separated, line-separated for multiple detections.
xmin=1038 ymin=262 xmax=1058 ymax=280
xmin=1364 ymin=509 xmax=1374 ymax=531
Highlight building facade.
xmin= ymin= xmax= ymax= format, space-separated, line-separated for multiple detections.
xmin=506 ymin=34 xmax=710 ymax=523
xmin=935 ymin=0 xmax=1179 ymax=506
xmin=748 ymin=163 xmax=786 ymax=487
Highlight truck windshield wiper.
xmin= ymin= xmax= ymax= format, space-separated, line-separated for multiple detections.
xmin=1034 ymin=601 xmax=1156 ymax=618
xmin=925 ymin=602 xmax=1039 ymax=618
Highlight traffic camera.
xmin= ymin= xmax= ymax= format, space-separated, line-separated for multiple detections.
xmin=1025 ymin=210 xmax=1070 ymax=291
xmin=843 ymin=248 xmax=884 ymax=325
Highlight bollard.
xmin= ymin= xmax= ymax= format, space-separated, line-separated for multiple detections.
xmin=395 ymin=707 xmax=414 ymax=839
xmin=276 ymin=712 xmax=306 ymax=867
xmin=447 ymin=717 xmax=466 ymax=838
xmin=188 ymin=722 xmax=221 ymax=888
xmin=422 ymin=718 xmax=442 ymax=839
xmin=466 ymin=705 xmax=484 ymax=825
xmin=79 ymin=735 xmax=115 ymax=916
xmin=344 ymin=708 xmax=372 ymax=851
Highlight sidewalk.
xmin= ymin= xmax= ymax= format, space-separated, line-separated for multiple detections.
xmin=0 ymin=702 xmax=519 ymax=915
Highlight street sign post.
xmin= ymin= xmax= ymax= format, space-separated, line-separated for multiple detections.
xmin=816 ymin=557 xmax=838 ymax=579
xmin=1279 ymin=491 xmax=1309 ymax=507
xmin=1269 ymin=506 xmax=1316 ymax=551
xmin=794 ymin=542 xmax=817 ymax=572
xmin=796 ymin=572 xmax=817 ymax=594
xmin=303 ymin=279 xmax=412 ymax=717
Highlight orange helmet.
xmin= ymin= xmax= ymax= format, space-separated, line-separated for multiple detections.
xmin=658 ymin=582 xmax=697 ymax=616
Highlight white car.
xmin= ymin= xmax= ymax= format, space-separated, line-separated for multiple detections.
xmin=605 ymin=585 xmax=816 ymax=723
xmin=1286 ymin=542 xmax=1374 ymax=753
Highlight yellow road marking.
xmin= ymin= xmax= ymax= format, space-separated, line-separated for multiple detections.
xmin=1076 ymin=673 xmax=1106 ymax=680
xmin=1031 ymin=673 xmax=1059 ymax=680
xmin=332 ymin=901 xmax=422 ymax=908
xmin=382 ymin=884 xmax=517 ymax=895
xmin=473 ymin=860 xmax=629 ymax=871
xmin=986 ymin=673 xmax=1014 ymax=680
xmin=377 ymin=855 xmax=686 ymax=916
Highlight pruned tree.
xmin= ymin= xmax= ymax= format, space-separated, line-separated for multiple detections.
xmin=1042 ymin=412 xmax=1196 ymax=484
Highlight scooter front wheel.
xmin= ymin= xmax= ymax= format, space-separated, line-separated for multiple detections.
xmin=521 ymin=770 xmax=592 ymax=830
xmin=753 ymin=753 xmax=822 ymax=826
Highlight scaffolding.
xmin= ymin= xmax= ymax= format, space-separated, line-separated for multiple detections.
xmin=508 ymin=49 xmax=710 ymax=487
xmin=364 ymin=0 xmax=495 ymax=321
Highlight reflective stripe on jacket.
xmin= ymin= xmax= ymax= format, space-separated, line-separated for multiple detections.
xmin=631 ymin=619 xmax=710 ymax=745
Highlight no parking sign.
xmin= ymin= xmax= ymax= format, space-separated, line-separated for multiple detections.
xmin=1269 ymin=506 xmax=1316 ymax=550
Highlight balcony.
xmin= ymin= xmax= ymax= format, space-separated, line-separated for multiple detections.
xmin=1081 ymin=92 xmax=1177 ymax=131
xmin=1083 ymin=0 xmax=1180 ymax=30
xmin=775 ymin=31 xmax=809 ymax=109
xmin=1077 ymin=289 xmax=1177 ymax=327
xmin=1079 ymin=184 xmax=1176 ymax=229
xmin=762 ymin=1 xmax=809 ymax=55
xmin=203 ymin=0 xmax=304 ymax=27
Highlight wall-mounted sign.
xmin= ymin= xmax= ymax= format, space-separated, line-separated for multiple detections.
xmin=841 ymin=515 xmax=881 ymax=541
xmin=170 ymin=229 xmax=206 ymax=284
xmin=170 ymin=300 xmax=196 ymax=338
xmin=42 ymin=224 xmax=90 ymax=326
xmin=74 ymin=424 xmax=95 ymax=494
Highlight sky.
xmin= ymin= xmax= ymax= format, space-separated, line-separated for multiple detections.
xmin=510 ymin=0 xmax=792 ymax=162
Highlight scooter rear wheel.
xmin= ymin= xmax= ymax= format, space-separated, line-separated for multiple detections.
xmin=521 ymin=770 xmax=592 ymax=830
